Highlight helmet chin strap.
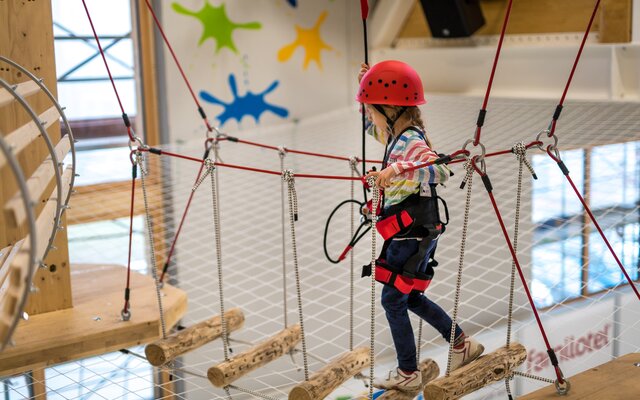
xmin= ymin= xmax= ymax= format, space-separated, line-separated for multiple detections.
xmin=373 ymin=105 xmax=407 ymax=135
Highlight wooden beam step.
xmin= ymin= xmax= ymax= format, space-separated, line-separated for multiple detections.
xmin=0 ymin=106 xmax=60 ymax=169
xmin=424 ymin=343 xmax=527 ymax=400
xmin=4 ymin=138 xmax=71 ymax=228
xmin=289 ymin=347 xmax=371 ymax=400
xmin=208 ymin=324 xmax=301 ymax=387
xmin=0 ymin=239 xmax=25 ymax=290
xmin=145 ymin=308 xmax=245 ymax=366
xmin=0 ymin=80 xmax=41 ymax=108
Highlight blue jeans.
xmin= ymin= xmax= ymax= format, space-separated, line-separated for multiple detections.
xmin=381 ymin=238 xmax=463 ymax=372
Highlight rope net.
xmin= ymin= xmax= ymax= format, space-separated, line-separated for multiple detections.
xmin=4 ymin=95 xmax=640 ymax=400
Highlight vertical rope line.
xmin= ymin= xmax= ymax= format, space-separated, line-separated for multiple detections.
xmin=349 ymin=163 xmax=356 ymax=351
xmin=209 ymin=161 xmax=230 ymax=361
xmin=139 ymin=153 xmax=167 ymax=339
xmin=367 ymin=177 xmax=380 ymax=400
xmin=505 ymin=144 xmax=526 ymax=397
xmin=446 ymin=164 xmax=474 ymax=376
xmin=284 ymin=171 xmax=309 ymax=380
xmin=416 ymin=320 xmax=423 ymax=364
xmin=280 ymin=151 xmax=289 ymax=329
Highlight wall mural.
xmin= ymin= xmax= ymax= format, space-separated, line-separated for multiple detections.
xmin=172 ymin=1 xmax=261 ymax=54
xmin=277 ymin=10 xmax=332 ymax=70
xmin=200 ymin=74 xmax=289 ymax=126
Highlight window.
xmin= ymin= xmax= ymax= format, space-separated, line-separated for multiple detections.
xmin=531 ymin=142 xmax=640 ymax=307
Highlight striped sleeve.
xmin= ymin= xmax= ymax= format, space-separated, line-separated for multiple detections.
xmin=388 ymin=134 xmax=450 ymax=184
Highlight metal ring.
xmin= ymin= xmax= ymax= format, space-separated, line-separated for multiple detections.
xmin=535 ymin=129 xmax=558 ymax=151
xmin=0 ymin=56 xmax=77 ymax=215
xmin=121 ymin=309 xmax=131 ymax=321
xmin=554 ymin=378 xmax=571 ymax=395
xmin=0 ymin=136 xmax=38 ymax=352
xmin=461 ymin=138 xmax=487 ymax=162
xmin=0 ymin=78 xmax=62 ymax=262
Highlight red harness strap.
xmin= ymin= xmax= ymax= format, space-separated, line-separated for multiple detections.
xmin=376 ymin=211 xmax=413 ymax=240
xmin=371 ymin=259 xmax=432 ymax=294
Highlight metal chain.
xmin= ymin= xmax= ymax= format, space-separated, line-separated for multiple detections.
xmin=446 ymin=162 xmax=474 ymax=376
xmin=283 ymin=170 xmax=309 ymax=380
xmin=504 ymin=143 xmax=526 ymax=398
xmin=512 ymin=370 xmax=556 ymax=384
xmin=138 ymin=151 xmax=167 ymax=339
xmin=366 ymin=176 xmax=380 ymax=400
xmin=349 ymin=156 xmax=359 ymax=352
xmin=207 ymin=158 xmax=230 ymax=361
xmin=279 ymin=147 xmax=289 ymax=330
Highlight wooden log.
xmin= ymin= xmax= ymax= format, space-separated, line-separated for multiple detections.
xmin=289 ymin=347 xmax=370 ymax=400
xmin=424 ymin=343 xmax=527 ymax=400
xmin=208 ymin=324 xmax=301 ymax=387
xmin=378 ymin=358 xmax=440 ymax=400
xmin=145 ymin=308 xmax=245 ymax=366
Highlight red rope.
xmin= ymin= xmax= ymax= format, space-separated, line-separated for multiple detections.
xmin=545 ymin=150 xmax=640 ymax=302
xmin=213 ymin=137 xmax=382 ymax=164
xmin=81 ymin=0 xmax=135 ymax=142
xmin=142 ymin=0 xmax=214 ymax=132
xmin=549 ymin=0 xmax=601 ymax=137
xmin=485 ymin=187 xmax=564 ymax=383
xmin=123 ymin=168 xmax=136 ymax=314
xmin=473 ymin=0 xmax=514 ymax=146
xmin=159 ymin=162 xmax=206 ymax=283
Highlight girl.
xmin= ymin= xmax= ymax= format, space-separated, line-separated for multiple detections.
xmin=357 ymin=60 xmax=484 ymax=392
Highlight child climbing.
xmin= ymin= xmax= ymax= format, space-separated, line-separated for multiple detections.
xmin=356 ymin=60 xmax=484 ymax=392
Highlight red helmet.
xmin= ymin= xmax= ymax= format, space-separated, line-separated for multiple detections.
xmin=356 ymin=60 xmax=426 ymax=106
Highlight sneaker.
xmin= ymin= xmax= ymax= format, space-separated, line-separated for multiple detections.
xmin=373 ymin=367 xmax=422 ymax=392
xmin=450 ymin=336 xmax=484 ymax=371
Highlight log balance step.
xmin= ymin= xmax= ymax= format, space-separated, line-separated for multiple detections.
xmin=208 ymin=324 xmax=301 ymax=387
xmin=145 ymin=308 xmax=245 ymax=366
xmin=424 ymin=343 xmax=527 ymax=400
xmin=289 ymin=347 xmax=370 ymax=400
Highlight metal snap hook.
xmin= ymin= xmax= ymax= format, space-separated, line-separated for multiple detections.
xmin=535 ymin=129 xmax=558 ymax=152
xmin=554 ymin=378 xmax=571 ymax=395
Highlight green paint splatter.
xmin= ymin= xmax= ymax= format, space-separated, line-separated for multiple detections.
xmin=172 ymin=1 xmax=261 ymax=54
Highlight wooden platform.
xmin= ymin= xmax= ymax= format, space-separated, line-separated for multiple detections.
xmin=521 ymin=353 xmax=640 ymax=400
xmin=0 ymin=264 xmax=187 ymax=376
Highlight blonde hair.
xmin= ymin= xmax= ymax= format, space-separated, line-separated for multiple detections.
xmin=379 ymin=105 xmax=432 ymax=148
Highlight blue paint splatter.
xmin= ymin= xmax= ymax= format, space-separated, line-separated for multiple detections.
xmin=286 ymin=0 xmax=298 ymax=7
xmin=200 ymin=74 xmax=289 ymax=126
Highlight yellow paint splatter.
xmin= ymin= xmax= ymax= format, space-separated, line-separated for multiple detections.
xmin=278 ymin=11 xmax=333 ymax=70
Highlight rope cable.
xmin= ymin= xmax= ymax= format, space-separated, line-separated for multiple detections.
xmin=446 ymin=162 xmax=474 ymax=376
xmin=284 ymin=170 xmax=309 ymax=380
xmin=366 ymin=175 xmax=379 ymax=400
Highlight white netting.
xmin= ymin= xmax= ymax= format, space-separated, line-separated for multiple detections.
xmin=4 ymin=95 xmax=640 ymax=400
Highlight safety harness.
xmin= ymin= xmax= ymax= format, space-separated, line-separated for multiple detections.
xmin=362 ymin=126 xmax=450 ymax=294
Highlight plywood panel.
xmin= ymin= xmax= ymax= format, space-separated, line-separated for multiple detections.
xmin=399 ymin=0 xmax=631 ymax=43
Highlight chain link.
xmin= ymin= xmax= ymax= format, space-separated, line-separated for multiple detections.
xmin=512 ymin=370 xmax=556 ymax=384
xmin=207 ymin=159 xmax=231 ymax=361
xmin=446 ymin=162 xmax=474 ymax=376
xmin=283 ymin=170 xmax=309 ymax=380
xmin=279 ymin=150 xmax=289 ymax=330
xmin=416 ymin=319 xmax=423 ymax=364
xmin=138 ymin=151 xmax=167 ymax=339
xmin=366 ymin=175 xmax=380 ymax=400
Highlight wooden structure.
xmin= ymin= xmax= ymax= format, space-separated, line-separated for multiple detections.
xmin=399 ymin=0 xmax=632 ymax=44
xmin=0 ymin=264 xmax=187 ymax=377
xmin=423 ymin=343 xmax=527 ymax=400
xmin=145 ymin=307 xmax=245 ymax=366
xmin=289 ymin=347 xmax=371 ymax=400
xmin=521 ymin=353 xmax=640 ymax=400
xmin=208 ymin=324 xmax=302 ymax=387
xmin=0 ymin=7 xmax=187 ymax=400
xmin=377 ymin=359 xmax=440 ymax=400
